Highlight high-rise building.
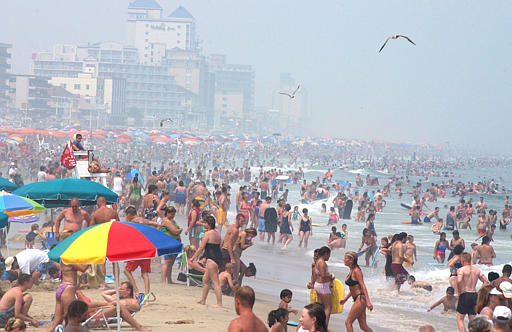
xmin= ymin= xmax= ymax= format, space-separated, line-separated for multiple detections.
xmin=209 ymin=55 xmax=255 ymax=129
xmin=127 ymin=0 xmax=196 ymax=65
xmin=7 ymin=74 xmax=54 ymax=123
xmin=0 ymin=43 xmax=12 ymax=111
xmin=33 ymin=43 xmax=184 ymax=126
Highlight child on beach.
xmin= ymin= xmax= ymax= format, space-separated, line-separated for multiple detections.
xmin=327 ymin=207 xmax=338 ymax=225
xmin=321 ymin=203 xmax=326 ymax=214
xmin=220 ymin=263 xmax=236 ymax=296
xmin=24 ymin=224 xmax=39 ymax=249
xmin=278 ymin=289 xmax=298 ymax=315
xmin=431 ymin=218 xmax=444 ymax=234
xmin=292 ymin=206 xmax=300 ymax=221
xmin=427 ymin=287 xmax=457 ymax=313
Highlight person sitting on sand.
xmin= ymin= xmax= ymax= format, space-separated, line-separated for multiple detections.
xmin=228 ymin=286 xmax=267 ymax=332
xmin=220 ymin=263 xmax=236 ymax=296
xmin=0 ymin=274 xmax=38 ymax=328
xmin=88 ymin=155 xmax=110 ymax=173
xmin=408 ymin=275 xmax=433 ymax=292
xmin=100 ymin=282 xmax=149 ymax=331
xmin=427 ymin=287 xmax=457 ymax=313
xmin=268 ymin=308 xmax=288 ymax=332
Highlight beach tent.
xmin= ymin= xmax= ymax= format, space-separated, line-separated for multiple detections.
xmin=13 ymin=178 xmax=118 ymax=208
xmin=49 ymin=221 xmax=182 ymax=332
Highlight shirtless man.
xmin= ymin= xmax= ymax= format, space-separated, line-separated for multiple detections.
xmin=456 ymin=252 xmax=489 ymax=332
xmin=55 ymin=198 xmax=90 ymax=240
xmin=476 ymin=211 xmax=489 ymax=235
xmin=390 ymin=232 xmax=409 ymax=291
xmin=476 ymin=197 xmax=487 ymax=212
xmin=0 ymin=274 xmax=38 ymax=327
xmin=227 ymin=286 xmax=267 ymax=332
xmin=424 ymin=207 xmax=440 ymax=223
xmin=259 ymin=179 xmax=269 ymax=200
xmin=221 ymin=213 xmax=246 ymax=276
xmin=89 ymin=196 xmax=119 ymax=226
xmin=258 ymin=197 xmax=270 ymax=241
xmin=475 ymin=236 xmax=496 ymax=265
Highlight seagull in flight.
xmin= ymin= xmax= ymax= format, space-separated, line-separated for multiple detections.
xmin=379 ymin=35 xmax=416 ymax=53
xmin=160 ymin=118 xmax=173 ymax=127
xmin=279 ymin=85 xmax=300 ymax=99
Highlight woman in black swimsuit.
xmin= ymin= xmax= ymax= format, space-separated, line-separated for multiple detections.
xmin=191 ymin=215 xmax=223 ymax=307
xmin=340 ymin=251 xmax=374 ymax=332
xmin=298 ymin=208 xmax=312 ymax=248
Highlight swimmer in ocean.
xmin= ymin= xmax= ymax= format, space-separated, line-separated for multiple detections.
xmin=427 ymin=287 xmax=457 ymax=313
xmin=408 ymin=275 xmax=433 ymax=292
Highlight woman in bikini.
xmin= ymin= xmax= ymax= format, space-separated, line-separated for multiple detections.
xmin=340 ymin=251 xmax=374 ymax=332
xmin=46 ymin=263 xmax=89 ymax=332
xmin=313 ymin=246 xmax=334 ymax=328
xmin=433 ymin=232 xmax=450 ymax=263
xmin=238 ymin=193 xmax=251 ymax=221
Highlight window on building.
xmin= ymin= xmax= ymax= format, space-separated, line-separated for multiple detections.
xmin=177 ymin=40 xmax=180 ymax=44
xmin=177 ymin=25 xmax=181 ymax=29
xmin=74 ymin=84 xmax=80 ymax=89
xmin=222 ymin=97 xmax=227 ymax=101
xmin=222 ymin=104 xmax=227 ymax=108
xmin=145 ymin=32 xmax=149 ymax=35
xmin=86 ymin=84 xmax=90 ymax=90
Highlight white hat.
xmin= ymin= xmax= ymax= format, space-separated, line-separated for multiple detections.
xmin=493 ymin=306 xmax=512 ymax=322
xmin=500 ymin=281 xmax=512 ymax=298
xmin=4 ymin=257 xmax=14 ymax=271
xmin=490 ymin=287 xmax=502 ymax=295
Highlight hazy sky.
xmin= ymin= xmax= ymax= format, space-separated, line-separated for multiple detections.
xmin=1 ymin=1 xmax=511 ymax=152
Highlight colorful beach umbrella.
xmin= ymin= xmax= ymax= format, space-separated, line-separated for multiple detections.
xmin=0 ymin=177 xmax=17 ymax=192
xmin=49 ymin=221 xmax=181 ymax=332
xmin=14 ymin=178 xmax=118 ymax=208
xmin=49 ymin=221 xmax=182 ymax=264
xmin=0 ymin=191 xmax=46 ymax=217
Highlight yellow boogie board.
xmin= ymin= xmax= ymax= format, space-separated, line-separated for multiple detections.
xmin=309 ymin=279 xmax=344 ymax=314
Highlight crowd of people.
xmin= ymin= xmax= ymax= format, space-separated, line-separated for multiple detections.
xmin=0 ymin=132 xmax=512 ymax=331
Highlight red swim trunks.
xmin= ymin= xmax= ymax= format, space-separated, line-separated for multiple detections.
xmin=390 ymin=263 xmax=409 ymax=285
xmin=125 ymin=259 xmax=151 ymax=274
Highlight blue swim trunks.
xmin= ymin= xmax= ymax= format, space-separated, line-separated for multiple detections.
xmin=258 ymin=217 xmax=265 ymax=232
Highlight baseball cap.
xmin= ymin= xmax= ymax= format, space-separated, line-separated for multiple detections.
xmin=493 ymin=306 xmax=511 ymax=322
xmin=4 ymin=257 xmax=14 ymax=271
xmin=499 ymin=281 xmax=512 ymax=298
xmin=490 ymin=287 xmax=502 ymax=295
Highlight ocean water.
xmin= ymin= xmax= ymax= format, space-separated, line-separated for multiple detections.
xmin=235 ymin=166 xmax=511 ymax=332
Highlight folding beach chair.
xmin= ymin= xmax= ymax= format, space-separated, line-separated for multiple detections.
xmin=83 ymin=292 xmax=154 ymax=329
xmin=176 ymin=251 xmax=204 ymax=287
xmin=42 ymin=232 xmax=59 ymax=250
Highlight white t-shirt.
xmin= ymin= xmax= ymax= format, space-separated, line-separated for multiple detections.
xmin=37 ymin=171 xmax=47 ymax=182
xmin=113 ymin=177 xmax=123 ymax=193
xmin=15 ymin=249 xmax=50 ymax=274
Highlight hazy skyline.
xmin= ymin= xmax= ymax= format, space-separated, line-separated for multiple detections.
xmin=1 ymin=1 xmax=511 ymax=152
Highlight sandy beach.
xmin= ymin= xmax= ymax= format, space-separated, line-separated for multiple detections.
xmin=0 ymin=264 xmax=277 ymax=332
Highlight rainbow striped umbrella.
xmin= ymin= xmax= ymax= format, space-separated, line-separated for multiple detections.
xmin=49 ymin=221 xmax=182 ymax=332
xmin=48 ymin=221 xmax=182 ymax=264
xmin=0 ymin=191 xmax=46 ymax=217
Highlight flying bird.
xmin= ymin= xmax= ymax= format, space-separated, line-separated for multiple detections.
xmin=160 ymin=118 xmax=173 ymax=127
xmin=279 ymin=85 xmax=300 ymax=99
xmin=379 ymin=35 xmax=416 ymax=53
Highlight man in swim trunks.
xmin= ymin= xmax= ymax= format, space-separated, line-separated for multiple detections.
xmin=258 ymin=197 xmax=271 ymax=241
xmin=390 ymin=232 xmax=409 ymax=291
xmin=55 ymin=198 xmax=90 ymax=240
xmin=221 ymin=213 xmax=246 ymax=277
xmin=456 ymin=252 xmax=489 ymax=332
xmin=0 ymin=274 xmax=38 ymax=327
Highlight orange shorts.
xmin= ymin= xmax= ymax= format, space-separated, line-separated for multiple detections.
xmin=125 ymin=259 xmax=151 ymax=274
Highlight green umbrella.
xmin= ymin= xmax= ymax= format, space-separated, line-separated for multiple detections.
xmin=0 ymin=177 xmax=17 ymax=192
xmin=0 ymin=213 xmax=8 ymax=229
xmin=13 ymin=178 xmax=118 ymax=208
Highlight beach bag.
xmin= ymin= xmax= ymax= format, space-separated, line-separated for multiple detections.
xmin=61 ymin=142 xmax=76 ymax=170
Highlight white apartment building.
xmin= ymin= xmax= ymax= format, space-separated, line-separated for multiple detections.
xmin=127 ymin=0 xmax=196 ymax=65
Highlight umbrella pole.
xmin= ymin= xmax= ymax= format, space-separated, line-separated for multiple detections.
xmin=5 ymin=228 xmax=9 ymax=257
xmin=113 ymin=262 xmax=121 ymax=332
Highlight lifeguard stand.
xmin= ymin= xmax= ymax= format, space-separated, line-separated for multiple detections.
xmin=72 ymin=150 xmax=108 ymax=186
